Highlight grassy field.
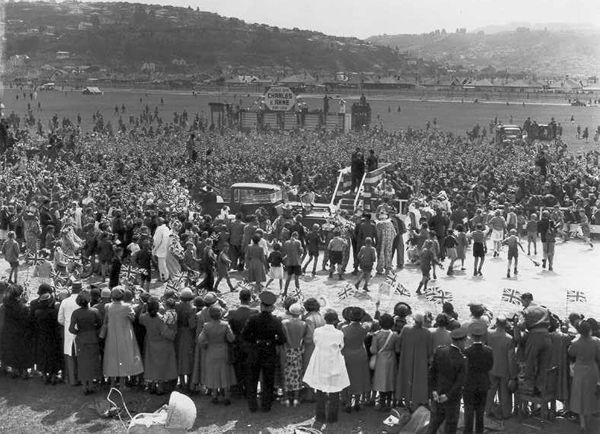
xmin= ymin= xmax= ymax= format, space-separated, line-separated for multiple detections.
xmin=2 ymin=87 xmax=598 ymax=147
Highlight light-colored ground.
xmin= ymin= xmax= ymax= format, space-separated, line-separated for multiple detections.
xmin=1 ymin=238 xmax=599 ymax=433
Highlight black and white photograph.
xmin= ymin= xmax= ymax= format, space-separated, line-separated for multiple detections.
xmin=0 ymin=0 xmax=599 ymax=432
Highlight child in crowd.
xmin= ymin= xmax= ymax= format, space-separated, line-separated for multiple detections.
xmin=302 ymin=224 xmax=321 ymax=276
xmin=455 ymin=224 xmax=467 ymax=270
xmin=502 ymin=229 xmax=525 ymax=278
xmin=134 ymin=240 xmax=153 ymax=291
xmin=2 ymin=231 xmax=20 ymax=284
xmin=470 ymin=223 xmax=487 ymax=277
xmin=109 ymin=244 xmax=124 ymax=289
xmin=417 ymin=240 xmax=443 ymax=295
xmin=265 ymin=242 xmax=284 ymax=291
xmin=127 ymin=234 xmax=141 ymax=257
xmin=443 ymin=229 xmax=458 ymax=275
xmin=526 ymin=213 xmax=538 ymax=255
xmin=327 ymin=229 xmax=348 ymax=280
xmin=428 ymin=231 xmax=441 ymax=280
xmin=354 ymin=237 xmax=377 ymax=292
xmin=214 ymin=243 xmax=235 ymax=292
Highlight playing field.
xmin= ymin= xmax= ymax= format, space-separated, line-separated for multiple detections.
xmin=2 ymin=87 xmax=598 ymax=150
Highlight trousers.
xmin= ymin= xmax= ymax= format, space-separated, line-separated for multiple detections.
xmin=463 ymin=387 xmax=487 ymax=433
xmin=392 ymin=235 xmax=405 ymax=267
xmin=246 ymin=348 xmax=277 ymax=411
xmin=426 ymin=400 xmax=460 ymax=434
xmin=486 ymin=375 xmax=512 ymax=419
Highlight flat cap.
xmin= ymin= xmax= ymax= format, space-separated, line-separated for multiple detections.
xmin=203 ymin=293 xmax=217 ymax=305
xmin=470 ymin=322 xmax=487 ymax=337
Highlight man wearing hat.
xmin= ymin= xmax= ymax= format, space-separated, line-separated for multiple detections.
xmin=354 ymin=213 xmax=377 ymax=275
xmin=228 ymin=289 xmax=258 ymax=396
xmin=57 ymin=281 xmax=83 ymax=385
xmin=427 ymin=327 xmax=467 ymax=434
xmin=462 ymin=323 xmax=494 ymax=434
xmin=375 ymin=213 xmax=396 ymax=275
xmin=486 ymin=315 xmax=518 ymax=420
xmin=29 ymin=283 xmax=55 ymax=372
xmin=241 ymin=291 xmax=287 ymax=412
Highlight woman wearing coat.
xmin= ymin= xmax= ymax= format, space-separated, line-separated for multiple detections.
xmin=198 ymin=306 xmax=236 ymax=405
xmin=175 ymin=288 xmax=196 ymax=392
xmin=341 ymin=307 xmax=371 ymax=412
xmin=32 ymin=292 xmax=62 ymax=385
xmin=303 ymin=310 xmax=350 ymax=425
xmin=371 ymin=313 xmax=399 ymax=411
xmin=245 ymin=234 xmax=267 ymax=292
xmin=102 ymin=287 xmax=143 ymax=388
xmin=0 ymin=285 xmax=33 ymax=379
xmin=139 ymin=297 xmax=178 ymax=395
xmin=302 ymin=297 xmax=325 ymax=402
xmin=69 ymin=293 xmax=102 ymax=394
xmin=568 ymin=319 xmax=600 ymax=433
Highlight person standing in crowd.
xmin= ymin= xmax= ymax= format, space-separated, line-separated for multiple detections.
xmin=175 ymin=288 xmax=196 ymax=393
xmin=568 ymin=319 xmax=600 ymax=433
xmin=229 ymin=213 xmax=245 ymax=271
xmin=366 ymin=149 xmax=378 ymax=172
xmin=341 ymin=307 xmax=370 ymax=412
xmin=416 ymin=240 xmax=442 ymax=295
xmin=486 ymin=315 xmax=517 ymax=420
xmin=517 ymin=292 xmax=551 ymax=395
xmin=370 ymin=313 xmax=398 ymax=411
xmin=391 ymin=211 xmax=406 ymax=269
xmin=102 ymin=287 xmax=144 ymax=389
xmin=265 ymin=242 xmax=284 ymax=291
xmin=395 ymin=312 xmax=433 ymax=409
xmin=214 ymin=243 xmax=236 ymax=292
xmin=354 ymin=237 xmax=377 ymax=292
xmin=32 ymin=291 xmax=62 ymax=385
xmin=354 ymin=213 xmax=377 ymax=275
xmin=198 ymin=305 xmax=236 ymax=405
xmin=69 ymin=292 xmax=103 ymax=395
xmin=526 ymin=213 xmax=538 ymax=256
xmin=152 ymin=218 xmax=171 ymax=281
xmin=245 ymin=233 xmax=267 ymax=293
xmin=471 ymin=223 xmax=487 ymax=277
xmin=303 ymin=309 xmax=350 ymax=426
xmin=302 ymin=224 xmax=321 ymax=276
xmin=426 ymin=327 xmax=468 ymax=434
xmin=1 ymin=285 xmax=33 ymax=379
xmin=502 ymin=229 xmax=524 ymax=278
xmin=537 ymin=210 xmax=557 ymax=271
xmin=489 ymin=210 xmax=506 ymax=258
xmin=350 ymin=147 xmax=365 ymax=194
xmin=241 ymin=291 xmax=286 ymax=412
xmin=58 ymin=281 xmax=83 ymax=385
xmin=327 ymin=229 xmax=348 ymax=280
xmin=462 ymin=323 xmax=494 ymax=434
xmin=228 ymin=289 xmax=258 ymax=397
xmin=139 ymin=297 xmax=178 ymax=395
xmin=375 ymin=213 xmax=396 ymax=276
xmin=283 ymin=231 xmax=303 ymax=295
xmin=281 ymin=302 xmax=310 ymax=407
xmin=2 ymin=231 xmax=20 ymax=284
xmin=302 ymin=297 xmax=325 ymax=403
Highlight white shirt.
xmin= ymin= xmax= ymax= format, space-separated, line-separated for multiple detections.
xmin=152 ymin=224 xmax=171 ymax=258
xmin=57 ymin=294 xmax=79 ymax=356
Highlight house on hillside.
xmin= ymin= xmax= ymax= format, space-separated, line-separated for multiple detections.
xmin=278 ymin=73 xmax=318 ymax=92
xmin=56 ymin=51 xmax=70 ymax=60
xmin=503 ymin=79 xmax=543 ymax=93
xmin=78 ymin=22 xmax=94 ymax=31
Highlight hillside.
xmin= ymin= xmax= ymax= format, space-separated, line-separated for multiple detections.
xmin=4 ymin=1 xmax=410 ymax=76
xmin=368 ymin=28 xmax=600 ymax=77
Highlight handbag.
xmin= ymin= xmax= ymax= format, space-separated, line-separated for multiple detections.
xmin=369 ymin=330 xmax=393 ymax=370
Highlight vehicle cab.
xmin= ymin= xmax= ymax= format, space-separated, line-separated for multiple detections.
xmin=495 ymin=124 xmax=524 ymax=144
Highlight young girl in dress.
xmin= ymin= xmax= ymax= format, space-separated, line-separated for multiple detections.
xmin=265 ymin=242 xmax=284 ymax=291
xmin=455 ymin=224 xmax=467 ymax=271
xmin=416 ymin=240 xmax=443 ymax=295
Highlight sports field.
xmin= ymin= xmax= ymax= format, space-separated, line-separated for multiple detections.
xmin=2 ymin=88 xmax=598 ymax=148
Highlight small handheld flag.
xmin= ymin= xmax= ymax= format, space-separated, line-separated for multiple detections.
xmin=501 ymin=288 xmax=522 ymax=305
xmin=566 ymin=290 xmax=586 ymax=303
xmin=426 ymin=288 xmax=453 ymax=305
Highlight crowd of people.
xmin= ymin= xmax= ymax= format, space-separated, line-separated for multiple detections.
xmin=0 ymin=105 xmax=600 ymax=432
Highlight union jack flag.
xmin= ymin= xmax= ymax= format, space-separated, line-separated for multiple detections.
xmin=395 ymin=283 xmax=411 ymax=298
xmin=426 ymin=288 xmax=453 ymax=305
xmin=119 ymin=264 xmax=143 ymax=281
xmin=25 ymin=250 xmax=45 ymax=266
xmin=566 ymin=290 xmax=587 ymax=303
xmin=501 ymin=288 xmax=522 ymax=305
xmin=165 ymin=273 xmax=185 ymax=292
xmin=292 ymin=287 xmax=304 ymax=302
xmin=338 ymin=283 xmax=354 ymax=300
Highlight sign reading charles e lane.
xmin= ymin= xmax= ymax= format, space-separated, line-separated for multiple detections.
xmin=264 ymin=86 xmax=296 ymax=111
